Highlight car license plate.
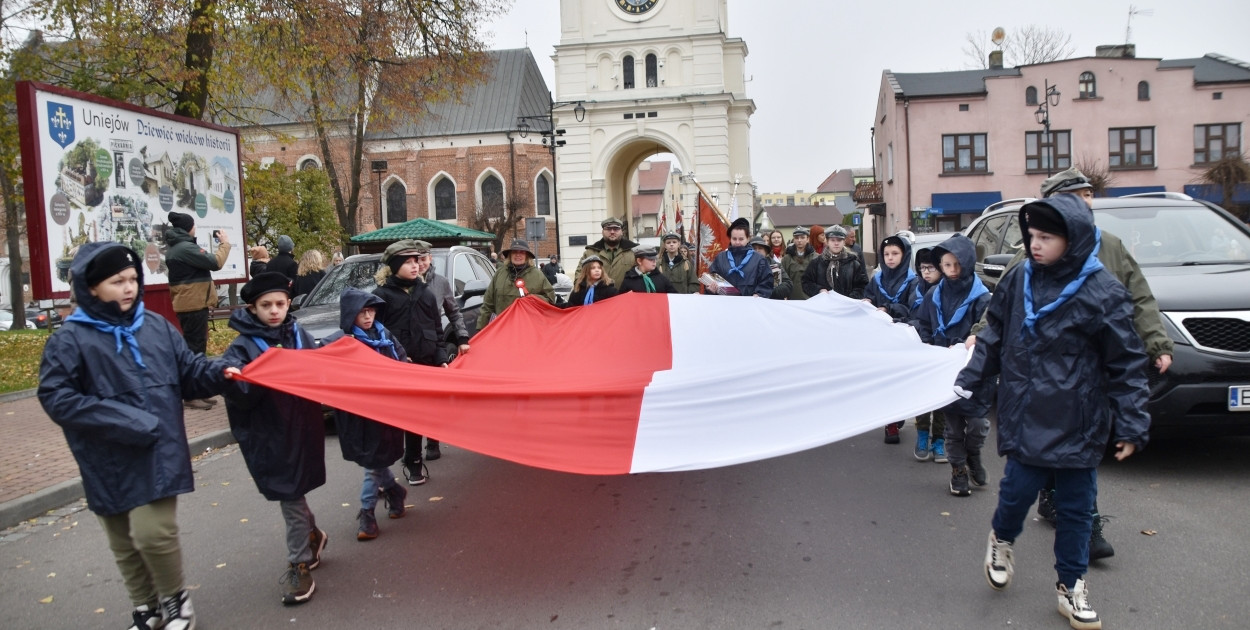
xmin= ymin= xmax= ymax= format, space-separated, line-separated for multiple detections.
xmin=1232 ymin=386 xmax=1250 ymax=412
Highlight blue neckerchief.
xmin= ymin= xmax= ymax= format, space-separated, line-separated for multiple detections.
xmin=932 ymin=275 xmax=989 ymax=340
xmin=352 ymin=322 xmax=399 ymax=360
xmin=250 ymin=321 xmax=305 ymax=353
xmin=726 ymin=249 xmax=754 ymax=277
xmin=66 ymin=302 xmax=147 ymax=369
xmin=584 ymin=284 xmax=596 ymax=305
xmin=873 ymin=267 xmax=917 ymax=304
xmin=1022 ymin=228 xmax=1104 ymax=338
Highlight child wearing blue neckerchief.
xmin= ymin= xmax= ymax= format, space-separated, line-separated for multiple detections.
xmin=222 ymin=272 xmax=326 ymax=607
xmin=323 ymin=288 xmax=410 ymax=542
xmin=865 ymin=233 xmax=923 ymax=447
xmin=38 ymin=242 xmax=237 ymax=630
xmin=915 ymin=234 xmax=994 ymax=498
xmin=907 ymin=247 xmax=948 ymax=463
xmin=956 ymin=197 xmax=1150 ymax=630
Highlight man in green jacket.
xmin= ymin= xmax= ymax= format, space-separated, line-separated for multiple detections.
xmin=780 ymin=226 xmax=817 ymax=300
xmin=165 ymin=211 xmax=231 ymax=410
xmin=657 ymin=232 xmax=699 ymax=294
xmin=578 ymin=217 xmax=639 ymax=287
xmin=477 ymin=239 xmax=555 ymax=329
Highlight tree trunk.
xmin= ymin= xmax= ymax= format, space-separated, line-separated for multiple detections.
xmin=174 ymin=0 xmax=216 ymax=120
xmin=1 ymin=162 xmax=26 ymax=327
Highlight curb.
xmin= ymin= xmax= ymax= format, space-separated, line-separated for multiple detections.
xmin=0 ymin=388 xmax=37 ymax=404
xmin=0 ymin=429 xmax=237 ymax=531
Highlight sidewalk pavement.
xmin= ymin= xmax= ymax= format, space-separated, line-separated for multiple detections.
xmin=0 ymin=389 xmax=235 ymax=530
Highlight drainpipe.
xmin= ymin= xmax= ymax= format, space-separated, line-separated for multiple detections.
xmin=903 ymin=98 xmax=912 ymax=232
xmin=507 ymin=131 xmax=518 ymax=239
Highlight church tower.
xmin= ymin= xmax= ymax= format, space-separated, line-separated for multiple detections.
xmin=553 ymin=0 xmax=754 ymax=257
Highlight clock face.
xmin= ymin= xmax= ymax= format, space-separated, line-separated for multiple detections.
xmin=616 ymin=0 xmax=658 ymax=15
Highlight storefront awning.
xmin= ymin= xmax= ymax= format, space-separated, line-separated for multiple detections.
xmin=928 ymin=191 xmax=1003 ymax=215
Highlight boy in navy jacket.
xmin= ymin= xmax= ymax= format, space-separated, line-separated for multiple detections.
xmin=39 ymin=243 xmax=236 ymax=630
xmin=324 ymin=288 xmax=410 ymax=540
xmin=915 ymin=234 xmax=994 ymax=496
xmin=956 ymin=197 xmax=1150 ymax=630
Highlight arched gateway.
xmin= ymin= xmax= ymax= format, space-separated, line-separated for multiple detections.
xmin=553 ymin=0 xmax=754 ymax=260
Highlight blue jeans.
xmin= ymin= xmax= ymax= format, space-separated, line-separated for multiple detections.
xmin=360 ymin=468 xmax=399 ymax=511
xmin=991 ymin=458 xmax=1097 ymax=588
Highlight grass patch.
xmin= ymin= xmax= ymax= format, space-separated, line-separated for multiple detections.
xmin=0 ymin=327 xmax=239 ymax=395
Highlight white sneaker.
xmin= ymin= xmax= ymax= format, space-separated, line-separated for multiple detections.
xmin=1057 ymin=579 xmax=1101 ymax=630
xmin=984 ymin=530 xmax=1014 ymax=590
xmin=161 ymin=589 xmax=196 ymax=630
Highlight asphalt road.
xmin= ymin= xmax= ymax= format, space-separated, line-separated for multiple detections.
xmin=2 ymin=428 xmax=1248 ymax=630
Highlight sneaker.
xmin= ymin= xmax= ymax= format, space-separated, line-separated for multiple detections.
xmin=307 ymin=527 xmax=328 ymax=570
xmin=182 ymin=398 xmax=213 ymax=411
xmin=380 ymin=483 xmax=408 ymax=519
xmin=1056 ymin=578 xmax=1101 ymax=630
xmin=967 ymin=452 xmax=988 ymax=487
xmin=884 ymin=423 xmax=901 ymax=444
xmin=949 ymin=465 xmax=971 ymax=497
xmin=1089 ymin=514 xmax=1115 ymax=561
xmin=403 ymin=462 xmax=429 ymax=486
xmin=425 ymin=442 xmax=442 ymax=461
xmin=932 ymin=438 xmax=948 ymax=463
xmin=198 ymin=397 xmax=217 ymax=407
xmin=160 ymin=589 xmax=195 ymax=630
xmin=127 ymin=603 xmax=163 ymax=630
xmin=357 ymin=508 xmax=379 ymax=541
xmin=913 ymin=430 xmax=932 ymax=461
xmin=984 ymin=531 xmax=1014 ymax=590
xmin=1037 ymin=488 xmax=1057 ymax=524
xmin=280 ymin=562 xmax=316 ymax=605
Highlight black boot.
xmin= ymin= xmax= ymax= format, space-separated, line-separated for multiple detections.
xmin=1089 ymin=512 xmax=1115 ymax=560
xmin=1037 ymin=488 xmax=1057 ymax=525
xmin=967 ymin=452 xmax=987 ymax=487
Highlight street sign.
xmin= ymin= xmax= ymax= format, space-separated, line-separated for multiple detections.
xmin=525 ymin=217 xmax=547 ymax=241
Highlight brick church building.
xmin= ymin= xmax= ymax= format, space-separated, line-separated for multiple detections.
xmin=239 ymin=48 xmax=558 ymax=257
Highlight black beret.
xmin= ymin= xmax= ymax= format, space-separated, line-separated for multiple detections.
xmin=241 ymin=272 xmax=292 ymax=304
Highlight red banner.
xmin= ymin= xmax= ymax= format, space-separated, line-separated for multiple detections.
xmin=695 ymin=189 xmax=729 ymax=278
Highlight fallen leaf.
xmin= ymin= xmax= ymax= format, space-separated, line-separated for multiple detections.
xmin=240 ymin=518 xmax=248 ymax=523
xmin=94 ymin=608 xmax=105 ymax=614
xmin=47 ymin=572 xmax=55 ymax=578
xmin=429 ymin=496 xmax=443 ymax=502
xmin=221 ymin=482 xmax=230 ymax=486
xmin=216 ymin=563 xmax=227 ymax=569
xmin=211 ymin=503 xmax=218 ymax=507
xmin=39 ymin=596 xmax=53 ymax=604
xmin=940 ymin=512 xmax=950 ymax=517
xmin=1141 ymin=530 xmax=1157 ymax=536
xmin=342 ymin=503 xmax=350 ymax=507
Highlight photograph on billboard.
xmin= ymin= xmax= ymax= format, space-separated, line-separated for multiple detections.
xmin=17 ymin=82 xmax=247 ymax=298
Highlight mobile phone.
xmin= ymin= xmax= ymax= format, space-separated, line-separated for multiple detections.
xmin=211 ymin=230 xmax=221 ymax=247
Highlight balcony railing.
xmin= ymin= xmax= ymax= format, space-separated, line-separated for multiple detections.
xmin=852 ymin=180 xmax=883 ymax=204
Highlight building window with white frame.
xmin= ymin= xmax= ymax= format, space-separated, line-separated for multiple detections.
xmin=536 ymin=174 xmax=551 ymax=216
xmin=1108 ymin=127 xmax=1154 ymax=169
xmin=645 ymin=54 xmax=658 ymax=88
xmin=1078 ymin=72 xmax=1097 ymax=99
xmin=1025 ymin=130 xmax=1071 ymax=173
xmin=480 ymin=173 xmax=504 ymax=219
xmin=434 ymin=177 xmax=456 ymax=220
xmin=942 ymin=133 xmax=988 ymax=173
xmin=623 ymin=55 xmax=635 ymax=90
xmin=385 ymin=180 xmax=407 ymax=224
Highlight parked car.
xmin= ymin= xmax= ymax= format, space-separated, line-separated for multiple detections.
xmin=1 ymin=310 xmax=37 ymax=330
xmin=25 ymin=306 xmax=63 ymax=329
xmin=963 ymin=195 xmax=1250 ymax=436
xmin=292 ymin=246 xmax=495 ymax=360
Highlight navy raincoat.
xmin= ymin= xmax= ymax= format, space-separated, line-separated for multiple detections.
xmin=323 ymin=289 xmax=407 ymax=469
xmin=710 ymin=246 xmax=774 ymax=298
xmin=865 ymin=235 xmax=920 ymax=321
xmin=38 ymin=242 xmax=230 ymax=516
xmin=223 ymin=307 xmax=325 ymax=501
xmin=957 ymin=195 xmax=1151 ymax=468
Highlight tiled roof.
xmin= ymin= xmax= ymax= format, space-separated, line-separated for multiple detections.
xmin=637 ymin=162 xmax=671 ymax=192
xmin=631 ymin=193 xmax=662 ymax=218
xmin=349 ymin=218 xmax=497 ymax=243
xmin=760 ymin=205 xmax=843 ymax=228
xmin=816 ymin=169 xmax=854 ymax=193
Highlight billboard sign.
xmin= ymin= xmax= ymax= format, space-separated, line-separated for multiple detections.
xmin=16 ymin=82 xmax=247 ymax=298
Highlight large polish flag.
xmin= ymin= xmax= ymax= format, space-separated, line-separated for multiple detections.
xmin=236 ymin=293 xmax=968 ymax=474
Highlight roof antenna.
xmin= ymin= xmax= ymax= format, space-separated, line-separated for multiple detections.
xmin=1125 ymin=5 xmax=1153 ymax=45
xmin=524 ymin=29 xmax=529 ymax=49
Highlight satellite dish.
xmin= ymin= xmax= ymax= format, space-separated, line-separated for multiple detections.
xmin=991 ymin=27 xmax=1006 ymax=47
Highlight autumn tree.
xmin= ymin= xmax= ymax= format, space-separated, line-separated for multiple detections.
xmin=242 ymin=162 xmax=343 ymax=259
xmin=470 ymin=193 xmax=531 ymax=256
xmin=1198 ymin=153 xmax=1250 ymax=222
xmin=1074 ymin=157 xmax=1116 ymax=197
xmin=963 ymin=26 xmax=1075 ymax=69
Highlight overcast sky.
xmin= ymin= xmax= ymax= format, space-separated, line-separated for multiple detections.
xmin=483 ymin=0 xmax=1250 ymax=194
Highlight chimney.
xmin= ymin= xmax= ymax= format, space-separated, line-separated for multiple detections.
xmin=1095 ymin=44 xmax=1136 ymax=58
xmin=988 ymin=50 xmax=1004 ymax=69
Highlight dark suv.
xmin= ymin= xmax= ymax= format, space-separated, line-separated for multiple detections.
xmin=963 ymin=195 xmax=1250 ymax=435
xmin=292 ymin=246 xmax=495 ymax=359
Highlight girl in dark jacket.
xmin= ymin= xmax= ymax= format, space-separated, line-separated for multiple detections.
xmin=323 ymin=288 xmax=409 ymax=540
xmin=291 ymin=249 xmax=326 ymax=299
xmin=223 ymin=272 xmax=326 ymax=606
xmin=38 ymin=242 xmax=235 ymax=630
xmin=563 ymin=255 xmax=618 ymax=307
xmin=865 ymin=234 xmax=920 ymax=321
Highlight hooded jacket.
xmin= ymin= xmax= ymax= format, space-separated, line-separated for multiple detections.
xmin=619 ymin=266 xmax=678 ymax=294
xmin=781 ymin=244 xmax=817 ymax=300
xmin=164 ymin=226 xmax=229 ymax=313
xmin=577 ymin=236 xmax=640 ymax=287
xmin=957 ymin=195 xmax=1151 ymax=468
xmin=801 ymin=246 xmax=867 ymax=299
xmin=374 ymin=273 xmax=449 ymax=366
xmin=223 ymin=305 xmax=325 ymax=501
xmin=657 ymin=251 xmax=699 ymax=294
xmin=323 ymin=289 xmax=407 ymax=469
xmin=477 ymin=260 xmax=555 ymax=329
xmin=709 ymin=246 xmax=774 ymax=298
xmin=39 ymin=243 xmax=231 ymax=515
xmin=865 ymin=236 xmax=920 ymax=321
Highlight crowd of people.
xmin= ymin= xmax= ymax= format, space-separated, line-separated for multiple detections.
xmin=38 ymin=167 xmax=1155 ymax=630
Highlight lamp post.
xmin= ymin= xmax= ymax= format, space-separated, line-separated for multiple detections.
xmin=1033 ymin=79 xmax=1062 ymax=176
xmin=518 ymin=99 xmax=586 ymax=257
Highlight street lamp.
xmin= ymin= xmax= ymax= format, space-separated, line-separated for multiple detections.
xmin=1033 ymin=79 xmax=1061 ymax=176
xmin=517 ymin=99 xmax=586 ymax=254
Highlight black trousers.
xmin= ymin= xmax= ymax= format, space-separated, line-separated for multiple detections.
xmin=177 ymin=309 xmax=209 ymax=356
xmin=404 ymin=432 xmax=439 ymax=465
